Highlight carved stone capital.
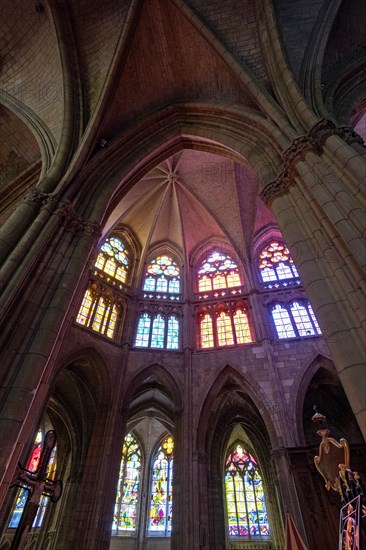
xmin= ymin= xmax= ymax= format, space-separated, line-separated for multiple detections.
xmin=40 ymin=192 xmax=60 ymax=213
xmin=22 ymin=188 xmax=46 ymax=205
xmin=260 ymin=174 xmax=294 ymax=205
xmin=82 ymin=220 xmax=102 ymax=238
xmin=271 ymin=446 xmax=288 ymax=461
xmin=338 ymin=125 xmax=365 ymax=146
xmin=308 ymin=118 xmax=337 ymax=149
xmin=56 ymin=201 xmax=83 ymax=232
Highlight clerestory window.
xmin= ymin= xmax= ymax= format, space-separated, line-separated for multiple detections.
xmin=270 ymin=301 xmax=322 ymax=339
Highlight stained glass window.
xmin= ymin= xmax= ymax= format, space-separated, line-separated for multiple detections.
xmin=9 ymin=430 xmax=57 ymax=530
xmin=225 ymin=443 xmax=270 ymax=539
xmin=198 ymin=305 xmax=253 ymax=349
xmin=143 ymin=256 xmax=180 ymax=299
xmin=112 ymin=433 xmax=142 ymax=534
xmin=149 ymin=436 xmax=174 ymax=535
xmin=217 ymin=312 xmax=234 ymax=347
xmin=95 ymin=237 xmax=129 ymax=283
xmin=135 ymin=313 xmax=180 ymax=350
xmin=271 ymin=304 xmax=296 ymax=339
xmin=198 ymin=251 xmax=241 ymax=292
xmin=76 ymin=288 xmax=121 ymax=339
xmin=271 ymin=302 xmax=322 ymax=339
xmin=200 ymin=313 xmax=214 ymax=348
xmin=167 ymin=316 xmax=179 ymax=349
xmin=151 ymin=314 xmax=165 ymax=349
xmin=258 ymin=242 xmax=299 ymax=286
xmin=233 ymin=310 xmax=252 ymax=344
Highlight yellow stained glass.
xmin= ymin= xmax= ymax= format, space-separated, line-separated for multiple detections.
xmin=200 ymin=314 xmax=214 ymax=348
xmin=104 ymin=258 xmax=117 ymax=277
xmin=92 ymin=297 xmax=106 ymax=332
xmin=198 ymin=275 xmax=212 ymax=292
xmin=107 ymin=305 xmax=119 ymax=338
xmin=76 ymin=289 xmax=94 ymax=326
xmin=217 ymin=312 xmax=234 ymax=346
xmin=234 ymin=310 xmax=252 ymax=343
xmin=95 ymin=253 xmax=106 ymax=270
xmin=116 ymin=266 xmax=127 ymax=283
xmin=227 ymin=271 xmax=241 ymax=288
xmin=213 ymin=274 xmax=226 ymax=290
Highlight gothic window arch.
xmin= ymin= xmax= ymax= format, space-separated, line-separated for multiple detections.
xmin=224 ymin=442 xmax=270 ymax=540
xmin=258 ymin=241 xmax=300 ymax=289
xmin=270 ymin=300 xmax=321 ymax=339
xmin=76 ymin=234 xmax=131 ymax=340
xmin=8 ymin=429 xmax=57 ymax=530
xmin=143 ymin=255 xmax=180 ymax=300
xmin=94 ymin=236 xmax=130 ymax=286
xmin=197 ymin=250 xmax=242 ymax=296
xmin=112 ymin=432 xmax=142 ymax=534
xmin=149 ymin=435 xmax=174 ymax=535
xmin=134 ymin=252 xmax=182 ymax=349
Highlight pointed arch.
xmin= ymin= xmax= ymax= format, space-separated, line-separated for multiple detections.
xmin=121 ymin=364 xmax=183 ymax=415
xmin=196 ymin=365 xmax=279 ymax=453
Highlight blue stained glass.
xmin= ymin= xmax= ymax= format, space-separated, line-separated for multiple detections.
xmin=135 ymin=314 xmax=151 ymax=347
xmin=167 ymin=316 xmax=179 ymax=349
xmin=144 ymin=276 xmax=156 ymax=292
xmin=151 ymin=315 xmax=165 ymax=348
xmin=149 ymin=437 xmax=173 ymax=534
xmin=156 ymin=276 xmax=168 ymax=293
xmin=168 ymin=278 xmax=180 ymax=294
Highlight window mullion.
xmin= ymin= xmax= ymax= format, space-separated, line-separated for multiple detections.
xmin=232 ymin=472 xmax=240 ymax=537
xmin=242 ymin=471 xmax=251 ymax=540
xmin=287 ymin=304 xmax=298 ymax=337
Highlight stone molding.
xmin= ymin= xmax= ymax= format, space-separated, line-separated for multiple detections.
xmin=261 ymin=119 xmax=364 ymax=205
xmin=270 ymin=446 xmax=288 ymax=460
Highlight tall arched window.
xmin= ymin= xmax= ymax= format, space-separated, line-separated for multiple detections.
xmin=198 ymin=251 xmax=241 ymax=293
xmin=76 ymin=285 xmax=122 ymax=339
xmin=149 ymin=435 xmax=174 ymax=535
xmin=258 ymin=241 xmax=300 ymax=289
xmin=198 ymin=303 xmax=253 ymax=349
xmin=112 ymin=433 xmax=142 ymax=534
xmin=225 ymin=443 xmax=270 ymax=540
xmin=95 ymin=236 xmax=130 ymax=284
xmin=143 ymin=256 xmax=180 ymax=300
xmin=8 ymin=429 xmax=57 ymax=529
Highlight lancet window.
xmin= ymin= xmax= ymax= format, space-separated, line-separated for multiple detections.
xmin=149 ymin=435 xmax=174 ymax=535
xmin=225 ymin=442 xmax=270 ymax=540
xmin=198 ymin=302 xmax=253 ymax=349
xmin=258 ymin=241 xmax=300 ymax=289
xmin=8 ymin=429 xmax=57 ymax=529
xmin=76 ymin=284 xmax=122 ymax=339
xmin=135 ymin=312 xmax=180 ymax=349
xmin=270 ymin=301 xmax=321 ymax=339
xmin=112 ymin=433 xmax=142 ymax=534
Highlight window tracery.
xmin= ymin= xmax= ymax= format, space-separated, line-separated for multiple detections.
xmin=197 ymin=251 xmax=242 ymax=300
xmin=94 ymin=236 xmax=130 ymax=287
xmin=112 ymin=433 xmax=142 ymax=534
xmin=225 ymin=442 xmax=270 ymax=540
xmin=149 ymin=435 xmax=174 ymax=535
xmin=8 ymin=429 xmax=57 ymax=530
xmin=258 ymin=241 xmax=300 ymax=289
xmin=143 ymin=256 xmax=180 ymax=300
xmin=135 ymin=312 xmax=180 ymax=350
xmin=198 ymin=302 xmax=253 ymax=349
xmin=76 ymin=284 xmax=122 ymax=339
xmin=270 ymin=301 xmax=321 ymax=339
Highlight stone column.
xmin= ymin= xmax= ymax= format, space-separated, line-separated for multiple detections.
xmin=260 ymin=127 xmax=366 ymax=438
xmin=0 ymin=207 xmax=101 ymax=507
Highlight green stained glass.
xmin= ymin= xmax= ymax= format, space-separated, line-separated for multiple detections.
xmin=225 ymin=443 xmax=270 ymax=539
xmin=151 ymin=315 xmax=165 ymax=348
xmin=135 ymin=314 xmax=151 ymax=347
xmin=113 ymin=433 xmax=142 ymax=534
xmin=167 ymin=316 xmax=179 ymax=349
xmin=149 ymin=436 xmax=173 ymax=535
